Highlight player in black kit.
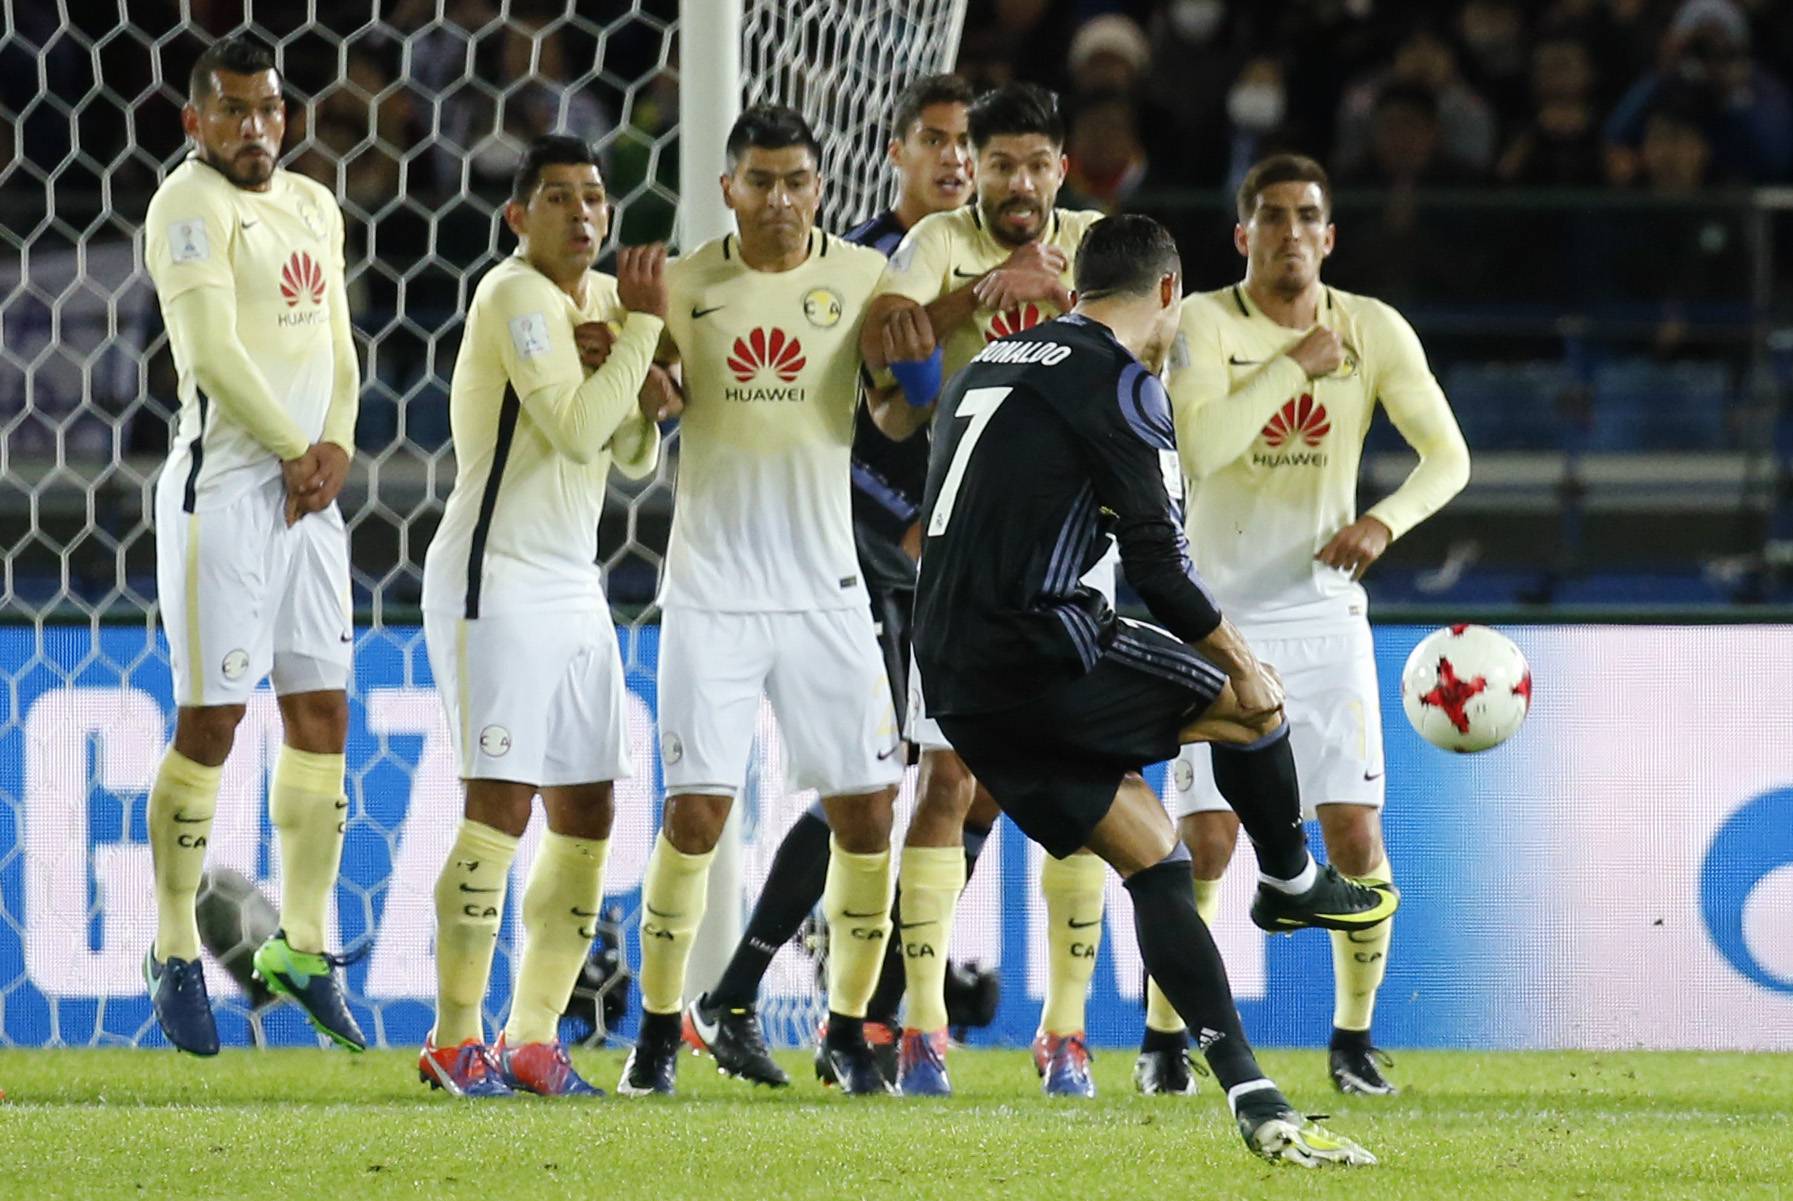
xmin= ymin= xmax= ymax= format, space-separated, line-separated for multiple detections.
xmin=913 ymin=215 xmax=1392 ymax=1163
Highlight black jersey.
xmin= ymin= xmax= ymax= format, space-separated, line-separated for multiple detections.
xmin=844 ymin=209 xmax=929 ymax=592
xmin=914 ymin=313 xmax=1224 ymax=715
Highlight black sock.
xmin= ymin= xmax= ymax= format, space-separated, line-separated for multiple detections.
xmin=1141 ymin=1024 xmax=1188 ymax=1055
xmin=709 ymin=810 xmax=832 ymax=1008
xmin=1210 ymin=727 xmax=1310 ymax=880
xmin=1123 ymin=858 xmax=1262 ymax=1091
xmin=825 ymin=1011 xmax=864 ymax=1048
xmin=1331 ymin=1026 xmax=1371 ymax=1052
xmin=640 ymin=1008 xmax=681 ymax=1045
xmin=865 ymin=890 xmax=907 ymax=1025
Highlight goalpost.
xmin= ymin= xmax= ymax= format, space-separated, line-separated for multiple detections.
xmin=0 ymin=0 xmax=964 ymax=1051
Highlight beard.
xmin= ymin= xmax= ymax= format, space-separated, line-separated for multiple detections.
xmin=984 ymin=197 xmax=1047 ymax=246
xmin=209 ymin=144 xmax=275 ymax=188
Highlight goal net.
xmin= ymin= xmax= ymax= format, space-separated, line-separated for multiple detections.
xmin=0 ymin=0 xmax=966 ymax=1052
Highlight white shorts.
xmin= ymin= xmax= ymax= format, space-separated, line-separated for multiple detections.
xmin=658 ymin=607 xmax=902 ymax=797
xmin=154 ymin=475 xmax=352 ymax=707
xmin=424 ymin=608 xmax=635 ymax=787
xmin=1170 ymin=621 xmax=1386 ymax=820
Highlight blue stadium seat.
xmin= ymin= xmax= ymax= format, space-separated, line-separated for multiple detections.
xmin=1587 ymin=358 xmax=1732 ymax=451
xmin=1438 ymin=361 xmax=1575 ymax=451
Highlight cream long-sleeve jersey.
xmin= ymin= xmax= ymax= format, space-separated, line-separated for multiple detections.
xmin=1167 ymin=283 xmax=1470 ymax=632
xmin=421 ymin=255 xmax=661 ymax=618
xmin=145 ymin=156 xmax=358 ymax=510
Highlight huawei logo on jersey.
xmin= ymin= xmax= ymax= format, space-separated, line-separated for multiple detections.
xmin=985 ymin=302 xmax=1048 ymax=341
xmin=1261 ymin=393 xmax=1330 ymax=448
xmin=728 ymin=328 xmax=806 ymax=383
xmin=279 ymin=251 xmax=325 ymax=307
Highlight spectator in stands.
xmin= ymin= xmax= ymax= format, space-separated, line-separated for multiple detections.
xmin=1337 ymin=27 xmax=1499 ymax=176
xmin=1454 ymin=0 xmax=1532 ymax=127
xmin=1064 ymin=13 xmax=1190 ymax=186
xmin=1496 ymin=36 xmax=1605 ymax=186
xmin=1218 ymin=56 xmax=1306 ymax=198
xmin=1604 ymin=0 xmax=1793 ymax=184
xmin=1063 ymin=91 xmax=1150 ymax=211
xmin=1339 ymin=82 xmax=1484 ymax=189
xmin=1139 ymin=0 xmax=1240 ymax=187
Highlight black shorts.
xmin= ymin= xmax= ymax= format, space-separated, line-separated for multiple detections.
xmin=935 ymin=620 xmax=1226 ymax=858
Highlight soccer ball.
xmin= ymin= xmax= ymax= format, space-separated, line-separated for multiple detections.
xmin=1400 ymin=624 xmax=1532 ymax=753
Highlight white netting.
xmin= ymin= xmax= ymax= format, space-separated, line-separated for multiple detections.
xmin=0 ymin=0 xmax=962 ymax=1050
xmin=743 ymin=0 xmax=966 ymax=230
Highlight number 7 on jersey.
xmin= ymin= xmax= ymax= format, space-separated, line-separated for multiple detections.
xmin=927 ymin=386 xmax=1013 ymax=536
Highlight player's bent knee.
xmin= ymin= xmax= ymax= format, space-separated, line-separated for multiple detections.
xmin=823 ymin=787 xmax=896 ymax=852
xmin=277 ymin=688 xmax=349 ymax=754
xmin=662 ymin=792 xmax=733 ymax=854
xmin=542 ymin=782 xmax=616 ymax=841
xmin=173 ymin=704 xmax=247 ymax=766
xmin=1317 ymin=804 xmax=1383 ymax=877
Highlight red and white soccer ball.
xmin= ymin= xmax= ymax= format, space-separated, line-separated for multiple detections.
xmin=1399 ymin=624 xmax=1532 ymax=753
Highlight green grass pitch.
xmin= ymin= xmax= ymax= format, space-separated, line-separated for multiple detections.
xmin=0 ymin=1048 xmax=1788 ymax=1200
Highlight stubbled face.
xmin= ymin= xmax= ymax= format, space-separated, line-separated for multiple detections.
xmin=976 ymin=132 xmax=1064 ymax=246
xmin=508 ymin=161 xmax=609 ymax=276
xmin=186 ymin=68 xmax=285 ymax=189
xmin=892 ymin=100 xmax=972 ymax=214
xmin=722 ymin=144 xmax=822 ymax=257
xmin=1236 ymin=180 xmax=1335 ymax=295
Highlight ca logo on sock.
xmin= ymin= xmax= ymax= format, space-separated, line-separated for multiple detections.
xmin=478 ymin=725 xmax=512 ymax=757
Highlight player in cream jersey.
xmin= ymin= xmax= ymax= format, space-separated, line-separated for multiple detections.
xmin=1140 ymin=154 xmax=1470 ymax=1097
xmin=140 ymin=35 xmax=364 ymax=1058
xmin=418 ymin=136 xmax=673 ymax=1099
xmin=863 ymin=83 xmax=1111 ymax=1098
xmin=622 ymin=106 xmax=931 ymax=1099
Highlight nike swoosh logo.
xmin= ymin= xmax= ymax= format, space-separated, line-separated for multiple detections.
xmin=172 ymin=811 xmax=208 ymax=823
xmin=459 ymin=884 xmax=500 ymax=894
xmin=241 ymin=220 xmax=258 ymax=229
xmin=894 ymin=920 xmax=934 ymax=931
xmin=339 ymin=633 xmax=353 ymax=643
xmin=691 ymin=305 xmax=725 ymax=319
xmin=951 ymin=267 xmax=981 ymax=279
xmin=876 ymin=746 xmax=900 ymax=761
xmin=334 ymin=799 xmax=349 ymax=810
xmin=692 ymin=1009 xmax=719 ymax=1043
xmin=1067 ymin=917 xmax=1101 ymax=929
xmin=645 ymin=903 xmax=679 ymax=918
xmin=571 ymin=907 xmax=600 ymax=918
xmin=842 ymin=908 xmax=885 ymax=919
xmin=1363 ymin=769 xmax=1385 ymax=781
xmin=1228 ymin=355 xmax=1262 ymax=366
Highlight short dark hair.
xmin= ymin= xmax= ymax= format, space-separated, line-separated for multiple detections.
xmin=511 ymin=134 xmax=602 ymax=202
xmin=189 ymin=33 xmax=277 ymax=101
xmin=1073 ymin=213 xmax=1181 ymax=300
xmin=890 ymin=73 xmax=976 ymax=140
xmin=726 ymin=104 xmax=823 ymax=170
xmin=1235 ymin=153 xmax=1332 ymax=223
xmin=968 ymin=82 xmax=1064 ymax=150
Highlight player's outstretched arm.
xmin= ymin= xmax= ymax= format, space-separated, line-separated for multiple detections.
xmin=1169 ymin=304 xmax=1333 ymax=480
xmin=1357 ymin=303 xmax=1470 ymax=541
